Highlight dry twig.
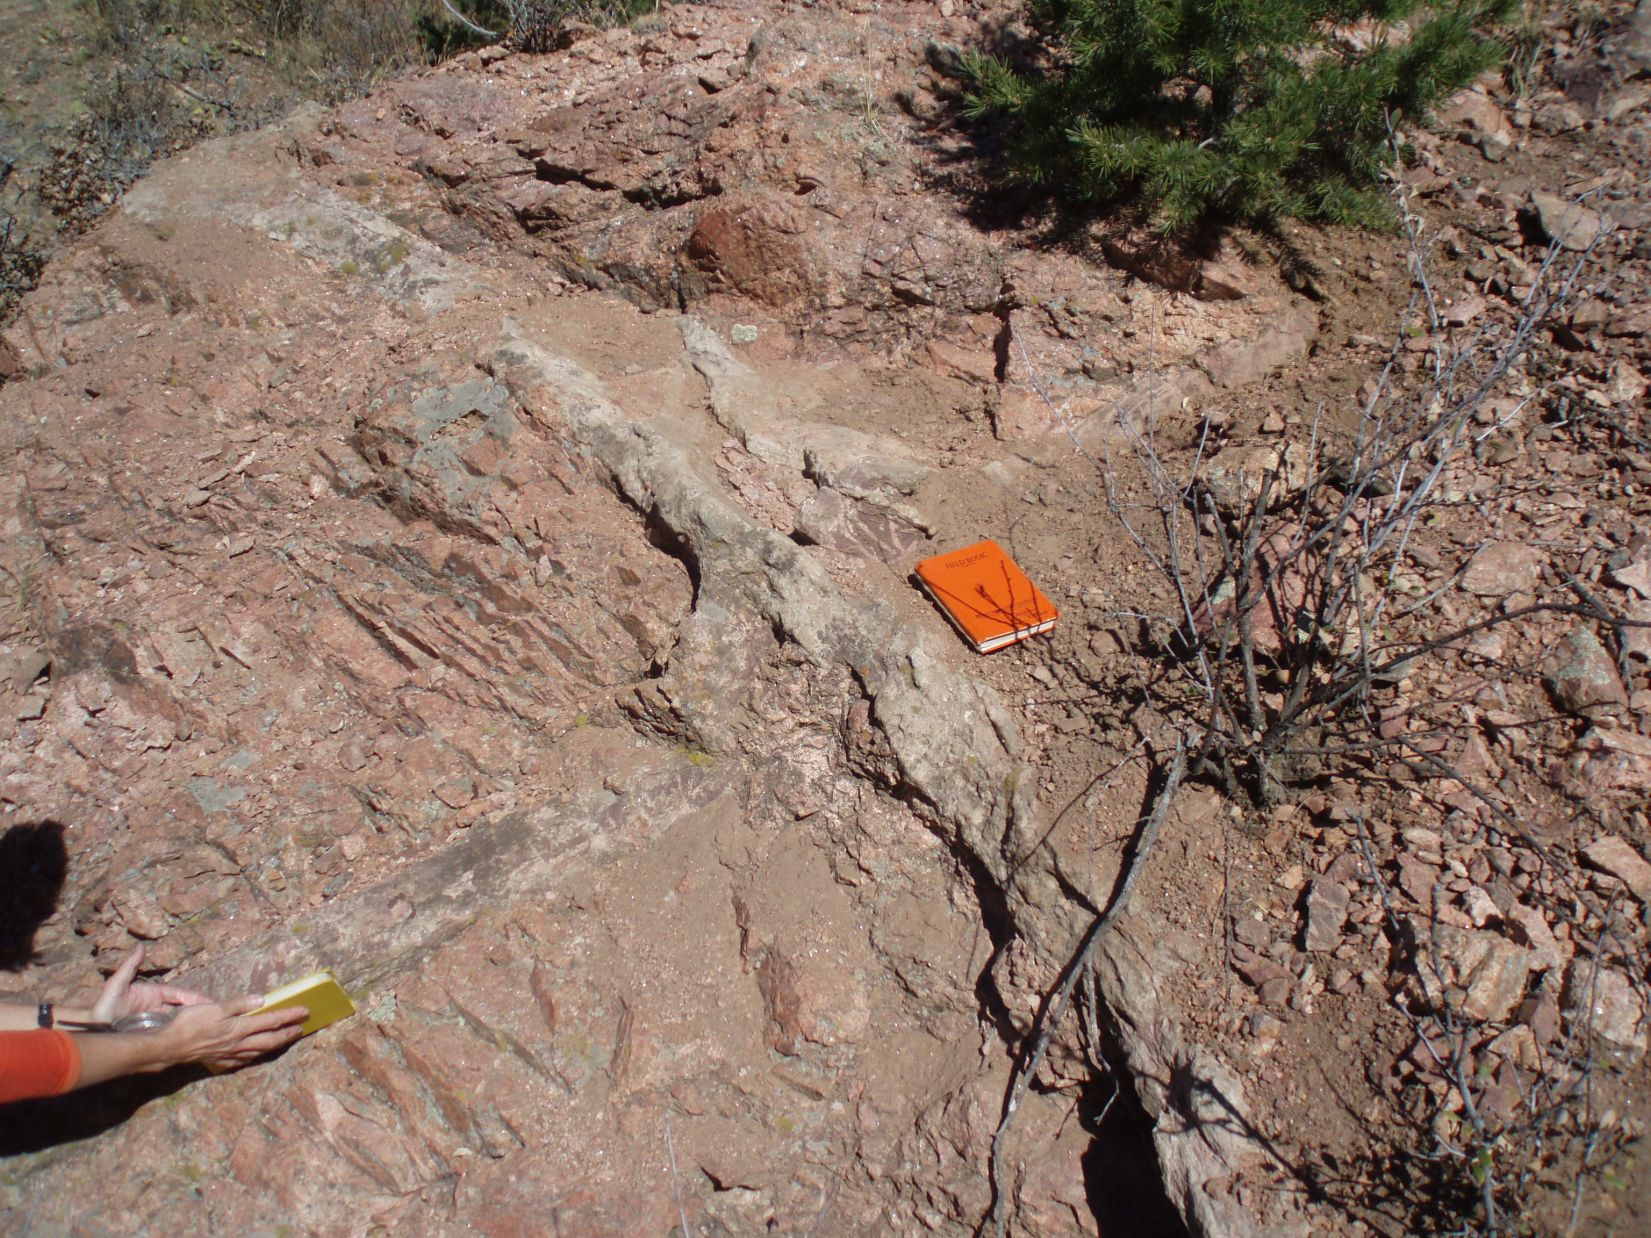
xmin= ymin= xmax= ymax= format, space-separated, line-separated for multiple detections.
xmin=988 ymin=738 xmax=1188 ymax=1238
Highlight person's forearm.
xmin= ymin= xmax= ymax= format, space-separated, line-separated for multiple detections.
xmin=69 ymin=1031 xmax=173 ymax=1089
xmin=0 ymin=1001 xmax=99 ymax=1032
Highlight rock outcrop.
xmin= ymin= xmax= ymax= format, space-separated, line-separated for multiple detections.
xmin=0 ymin=6 xmax=1317 ymax=1232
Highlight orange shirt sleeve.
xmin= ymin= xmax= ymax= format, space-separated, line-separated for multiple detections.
xmin=0 ymin=1029 xmax=83 ymax=1103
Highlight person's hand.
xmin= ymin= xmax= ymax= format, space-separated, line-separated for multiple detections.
xmin=152 ymin=996 xmax=309 ymax=1071
xmin=68 ymin=995 xmax=310 ymax=1089
xmin=86 ymin=944 xmax=211 ymax=1024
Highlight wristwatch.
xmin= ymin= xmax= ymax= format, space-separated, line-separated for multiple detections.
xmin=37 ymin=1001 xmax=53 ymax=1028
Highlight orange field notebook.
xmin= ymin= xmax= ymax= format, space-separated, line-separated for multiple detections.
xmin=915 ymin=540 xmax=1058 ymax=653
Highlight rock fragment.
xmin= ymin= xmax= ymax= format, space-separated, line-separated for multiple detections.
xmin=110 ymin=889 xmax=170 ymax=941
xmin=1462 ymin=886 xmax=1500 ymax=928
xmin=1233 ymin=916 xmax=1270 ymax=949
xmin=755 ymin=949 xmax=869 ymax=1056
xmin=1197 ymin=303 xmax=1318 ymax=388
xmin=1231 ymin=946 xmax=1290 ymax=996
xmin=1581 ymin=834 xmax=1651 ymax=903
xmin=1571 ymin=728 xmax=1651 ymax=789
xmin=1458 ymin=937 xmax=1532 ymax=1023
xmin=9 ymin=649 xmax=51 ymax=693
xmin=1401 ymin=826 xmax=1444 ymax=863
xmin=1528 ymin=191 xmax=1605 ymax=253
xmin=1611 ymin=556 xmax=1651 ymax=598
xmin=1257 ymin=976 xmax=1292 ymax=1007
xmin=432 ymin=777 xmax=476 ymax=809
xmin=1502 ymin=903 xmax=1567 ymax=972
xmin=1565 ymin=962 xmax=1647 ymax=1055
xmin=1541 ymin=625 xmax=1627 ymax=715
xmin=1622 ymin=598 xmax=1651 ymax=663
xmin=1441 ymin=89 xmax=1512 ymax=160
xmin=1304 ymin=878 xmax=1351 ymax=952
xmin=1413 ymin=920 xmax=1532 ymax=1022
xmin=1460 ymin=542 xmax=1543 ymax=597
xmin=792 ymin=487 xmax=927 ymax=564
xmin=1397 ymin=854 xmax=1440 ymax=905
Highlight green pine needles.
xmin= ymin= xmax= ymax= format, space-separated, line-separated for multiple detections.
xmin=964 ymin=0 xmax=1514 ymax=234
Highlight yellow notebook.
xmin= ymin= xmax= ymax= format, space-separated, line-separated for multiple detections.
xmin=256 ymin=970 xmax=356 ymax=1036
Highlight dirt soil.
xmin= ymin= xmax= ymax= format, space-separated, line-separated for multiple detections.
xmin=1 ymin=1 xmax=1650 ymax=1235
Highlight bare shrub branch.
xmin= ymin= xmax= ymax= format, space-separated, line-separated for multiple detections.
xmin=1104 ymin=201 xmax=1614 ymax=811
xmin=1001 ymin=176 xmax=1641 ymax=1233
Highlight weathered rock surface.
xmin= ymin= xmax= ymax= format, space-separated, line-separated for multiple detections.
xmin=1304 ymin=878 xmax=1351 ymax=953
xmin=0 ymin=109 xmax=1008 ymax=1233
xmin=277 ymin=2 xmax=1311 ymax=441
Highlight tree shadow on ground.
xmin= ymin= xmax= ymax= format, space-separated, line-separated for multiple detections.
xmin=912 ymin=31 xmax=1130 ymax=255
xmin=909 ymin=30 xmax=1320 ymax=297
xmin=0 ymin=820 xmax=69 ymax=971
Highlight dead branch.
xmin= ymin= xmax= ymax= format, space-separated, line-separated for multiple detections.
xmin=988 ymin=737 xmax=1188 ymax=1238
xmin=438 ymin=0 xmax=501 ymax=39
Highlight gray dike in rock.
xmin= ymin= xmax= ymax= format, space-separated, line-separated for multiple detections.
xmin=183 ymin=748 xmax=731 ymax=1002
xmin=104 ymin=112 xmax=1034 ymax=975
xmin=676 ymin=317 xmax=936 ymax=516
xmin=485 ymin=323 xmax=1038 ymax=897
xmin=488 ymin=324 xmax=1268 ymax=1237
xmin=119 ymin=107 xmax=486 ymax=315
xmin=1097 ymin=914 xmax=1265 ymax=1238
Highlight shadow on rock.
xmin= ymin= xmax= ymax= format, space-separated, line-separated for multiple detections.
xmin=0 ymin=1068 xmax=205 ymax=1156
xmin=1081 ymin=1075 xmax=1192 ymax=1238
xmin=0 ymin=820 xmax=68 ymax=971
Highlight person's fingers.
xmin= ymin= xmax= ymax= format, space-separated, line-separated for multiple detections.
xmin=157 ymin=997 xmax=311 ymax=1069
xmin=238 ymin=1026 xmax=305 ymax=1055
xmin=92 ymin=945 xmax=146 ymax=1019
xmin=239 ymin=1005 xmax=309 ymax=1034
xmin=216 ymin=1027 xmax=304 ymax=1063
